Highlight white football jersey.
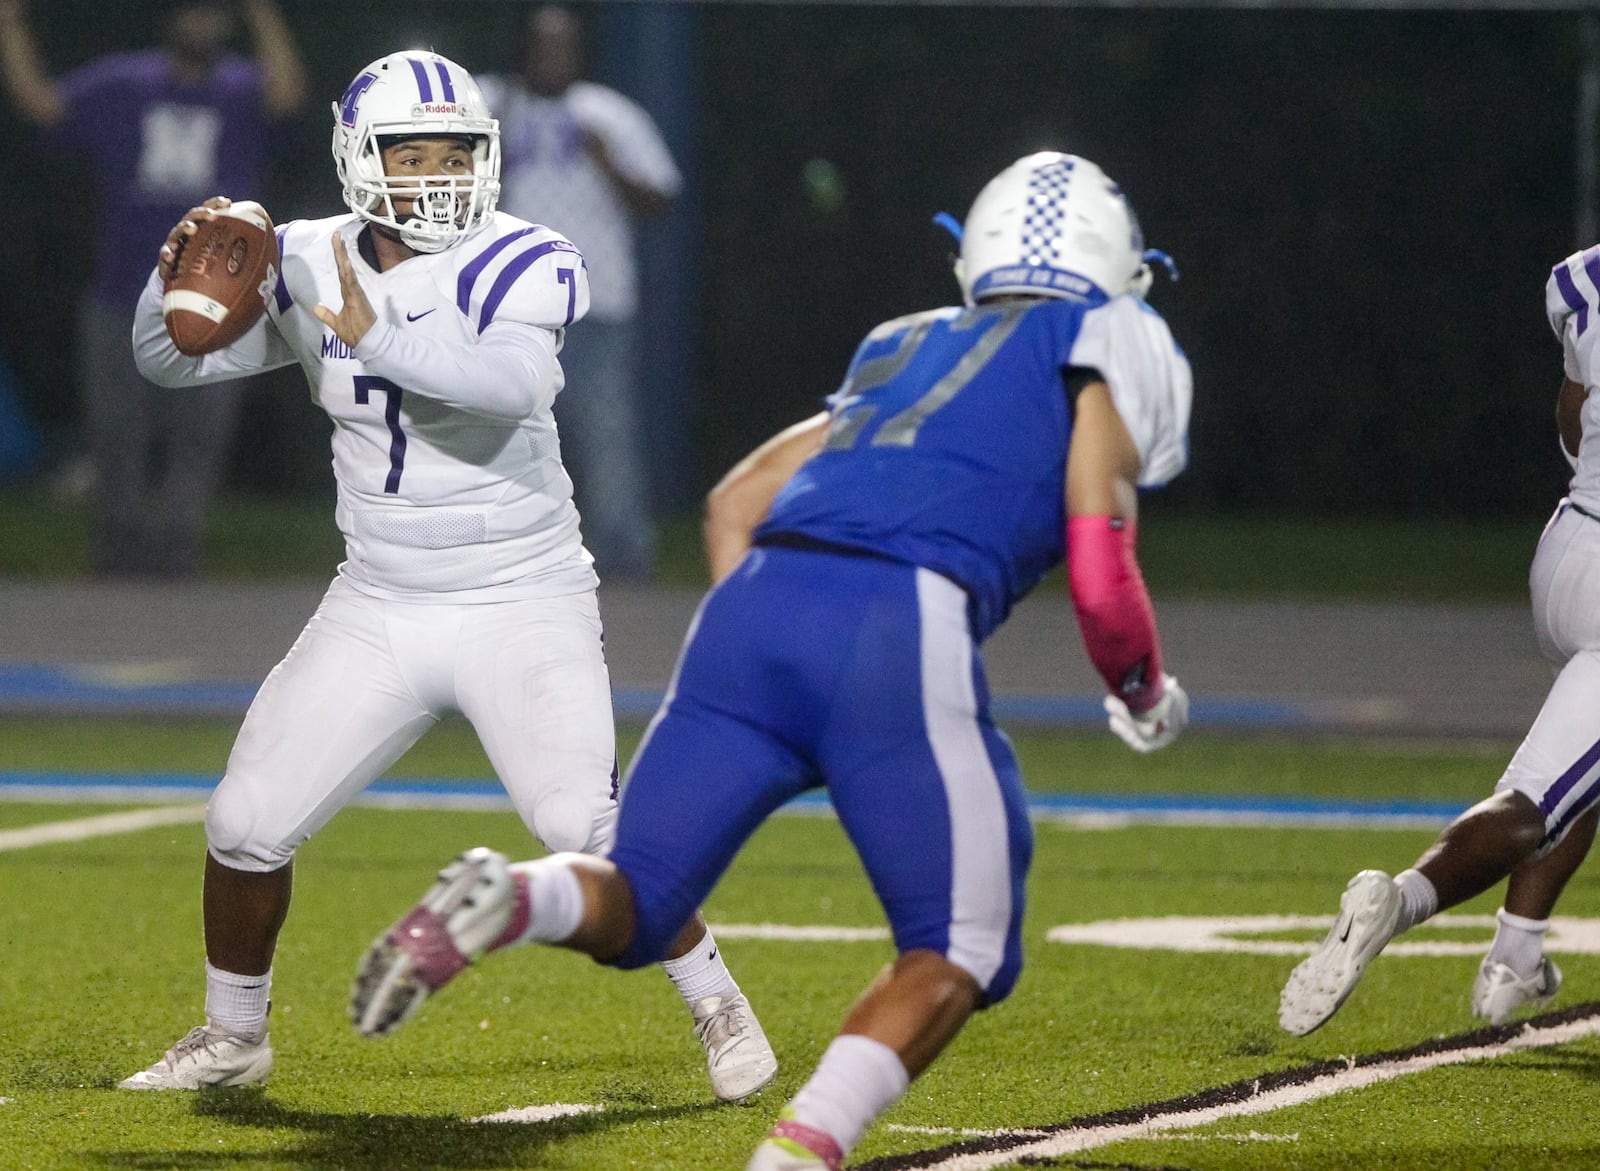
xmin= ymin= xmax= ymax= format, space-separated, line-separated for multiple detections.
xmin=134 ymin=211 xmax=598 ymax=601
xmin=1546 ymin=247 xmax=1600 ymax=515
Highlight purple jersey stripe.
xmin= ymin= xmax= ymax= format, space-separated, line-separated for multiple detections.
xmin=272 ymin=226 xmax=291 ymax=313
xmin=409 ymin=58 xmax=433 ymax=103
xmin=479 ymin=240 xmax=580 ymax=333
xmin=455 ymin=226 xmax=543 ymax=315
xmin=435 ymin=61 xmax=456 ymax=103
xmin=1583 ymin=250 xmax=1600 ymax=335
xmin=1555 ymin=262 xmax=1590 ymax=337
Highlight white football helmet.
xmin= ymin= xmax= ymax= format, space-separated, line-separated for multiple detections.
xmin=956 ymin=152 xmax=1149 ymax=305
xmin=331 ymin=51 xmax=501 ymax=253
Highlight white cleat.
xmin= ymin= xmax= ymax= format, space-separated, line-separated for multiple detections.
xmin=1279 ymin=869 xmax=1401 ymax=1036
xmin=694 ymin=992 xmax=778 ymax=1102
xmin=349 ymin=847 xmax=523 ymax=1038
xmin=1471 ymin=956 xmax=1563 ymax=1025
xmin=746 ymin=1113 xmax=844 ymax=1170
xmin=118 ymin=1025 xmax=272 ymax=1090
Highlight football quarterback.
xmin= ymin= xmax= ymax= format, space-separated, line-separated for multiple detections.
xmin=121 ymin=49 xmax=775 ymax=1104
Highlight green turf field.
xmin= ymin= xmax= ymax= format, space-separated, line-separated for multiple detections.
xmin=4 ymin=721 xmax=1600 ymax=1169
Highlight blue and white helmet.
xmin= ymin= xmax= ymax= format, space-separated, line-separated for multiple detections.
xmin=331 ymin=51 xmax=501 ymax=253
xmin=956 ymin=152 xmax=1150 ymax=305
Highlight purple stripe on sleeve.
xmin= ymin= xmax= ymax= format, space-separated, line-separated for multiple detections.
xmin=479 ymin=240 xmax=579 ymax=332
xmin=435 ymin=61 xmax=456 ymax=103
xmin=1582 ymin=250 xmax=1600 ymax=336
xmin=409 ymin=58 xmax=433 ymax=103
xmin=1554 ymin=262 xmax=1589 ymax=337
xmin=455 ymin=226 xmax=542 ymax=315
xmin=272 ymin=226 xmax=291 ymax=313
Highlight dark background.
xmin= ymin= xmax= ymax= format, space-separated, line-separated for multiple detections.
xmin=0 ymin=1 xmax=1585 ymax=519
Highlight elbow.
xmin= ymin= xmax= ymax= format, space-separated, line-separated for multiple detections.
xmin=133 ymin=344 xmax=192 ymax=387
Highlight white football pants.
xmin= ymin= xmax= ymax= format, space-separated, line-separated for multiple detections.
xmin=206 ymin=577 xmax=618 ymax=872
xmin=1497 ymin=501 xmax=1600 ymax=845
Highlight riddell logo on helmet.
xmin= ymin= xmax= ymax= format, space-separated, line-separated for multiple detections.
xmin=413 ymin=103 xmax=460 ymax=116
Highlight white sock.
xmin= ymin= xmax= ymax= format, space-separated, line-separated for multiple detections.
xmin=787 ymin=1034 xmax=910 ymax=1156
xmin=204 ymin=962 xmax=270 ymax=1039
xmin=662 ymin=927 xmax=740 ymax=1009
xmin=1394 ymin=868 xmax=1439 ymax=933
xmin=506 ymin=856 xmax=586 ymax=944
xmin=1486 ymin=908 xmax=1550 ymax=976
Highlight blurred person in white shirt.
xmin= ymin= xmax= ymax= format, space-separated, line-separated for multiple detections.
xmin=479 ymin=5 xmax=682 ymax=581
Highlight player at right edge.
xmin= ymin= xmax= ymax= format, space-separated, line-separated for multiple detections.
xmin=1279 ymin=246 xmax=1600 ymax=1037
xmin=348 ymin=151 xmax=1193 ymax=1169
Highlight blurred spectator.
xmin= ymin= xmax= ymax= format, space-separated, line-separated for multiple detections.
xmin=480 ymin=5 xmax=681 ymax=582
xmin=0 ymin=0 xmax=306 ymax=577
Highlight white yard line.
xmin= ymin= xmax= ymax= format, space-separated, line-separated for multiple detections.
xmin=892 ymin=1012 xmax=1600 ymax=1170
xmin=473 ymin=1102 xmax=603 ymax=1124
xmin=0 ymin=804 xmax=207 ymax=851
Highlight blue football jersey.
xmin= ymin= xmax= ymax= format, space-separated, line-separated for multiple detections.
xmin=756 ymin=295 xmax=1191 ymax=639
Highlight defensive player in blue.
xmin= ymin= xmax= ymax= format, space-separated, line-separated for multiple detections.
xmin=348 ymin=151 xmax=1194 ymax=1169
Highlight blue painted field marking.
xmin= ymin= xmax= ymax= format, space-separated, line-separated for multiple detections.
xmin=0 ymin=771 xmax=1468 ymax=829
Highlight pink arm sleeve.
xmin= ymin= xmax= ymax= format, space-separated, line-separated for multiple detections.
xmin=1067 ymin=514 xmax=1165 ymax=714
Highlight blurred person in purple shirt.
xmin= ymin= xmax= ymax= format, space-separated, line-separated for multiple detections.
xmin=0 ymin=0 xmax=306 ymax=577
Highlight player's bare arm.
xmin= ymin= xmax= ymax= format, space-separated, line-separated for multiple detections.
xmin=1064 ymin=373 xmax=1187 ymax=751
xmin=1065 ymin=377 xmax=1141 ymax=519
xmin=703 ymin=411 xmax=830 ymax=583
xmin=312 ymin=235 xmax=377 ymax=348
xmin=1559 ymin=376 xmax=1585 ymax=463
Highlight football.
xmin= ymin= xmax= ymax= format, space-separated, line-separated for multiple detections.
xmin=162 ymin=201 xmax=279 ymax=356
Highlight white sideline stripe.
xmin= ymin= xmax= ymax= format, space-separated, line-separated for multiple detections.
xmin=472 ymin=1102 xmax=603 ymax=1124
xmin=898 ymin=1013 xmax=1600 ymax=1170
xmin=0 ymin=804 xmax=207 ymax=851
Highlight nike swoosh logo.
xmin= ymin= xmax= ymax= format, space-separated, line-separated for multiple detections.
xmin=406 ymin=308 xmax=436 ymax=322
xmin=1338 ymin=919 xmax=1352 ymax=943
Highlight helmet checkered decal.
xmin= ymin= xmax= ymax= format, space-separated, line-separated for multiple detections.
xmin=1020 ymin=157 xmax=1076 ymax=267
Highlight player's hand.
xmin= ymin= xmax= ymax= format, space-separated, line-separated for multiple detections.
xmin=158 ymin=196 xmax=232 ymax=285
xmin=313 ymin=235 xmax=376 ymax=348
xmin=1104 ymin=674 xmax=1188 ymax=753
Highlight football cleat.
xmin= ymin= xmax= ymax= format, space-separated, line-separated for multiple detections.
xmin=746 ymin=1111 xmax=845 ymax=1170
xmin=118 ymin=1024 xmax=272 ymax=1090
xmin=1279 ymin=869 xmax=1401 ymax=1036
xmin=349 ymin=847 xmax=525 ymax=1038
xmin=693 ymin=993 xmax=778 ymax=1102
xmin=1471 ymin=955 xmax=1563 ymax=1026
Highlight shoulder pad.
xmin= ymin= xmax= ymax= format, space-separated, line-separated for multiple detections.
xmin=1548 ymin=247 xmax=1600 ymax=342
xmin=454 ymin=224 xmax=589 ymax=334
